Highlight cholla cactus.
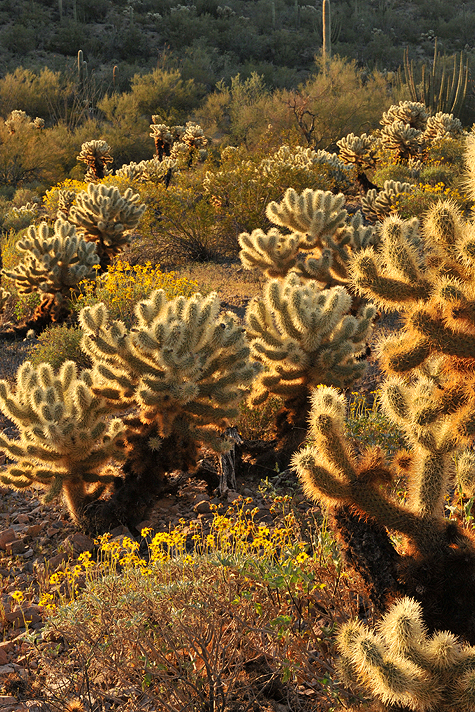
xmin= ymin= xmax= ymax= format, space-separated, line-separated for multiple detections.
xmin=65 ymin=183 xmax=146 ymax=269
xmin=381 ymin=101 xmax=429 ymax=130
xmin=380 ymin=120 xmax=424 ymax=161
xmin=0 ymin=360 xmax=125 ymax=524
xmin=338 ymin=597 xmax=475 ymax=711
xmin=2 ymin=219 xmax=99 ymax=322
xmin=57 ymin=190 xmax=77 ymax=218
xmin=116 ymin=157 xmax=176 ymax=184
xmin=5 ymin=110 xmax=45 ymax=135
xmin=77 ymin=140 xmax=113 ymax=181
xmin=292 ymin=201 xmax=475 ymax=637
xmin=182 ymin=122 xmax=208 ymax=152
xmin=246 ymin=273 xmax=375 ymax=452
xmin=0 ymin=287 xmax=11 ymax=313
xmin=78 ymin=290 xmax=257 ymax=527
xmin=149 ymin=120 xmax=173 ymax=160
xmin=337 ymin=133 xmax=377 ymax=169
xmin=239 ymin=188 xmax=377 ymax=288
xmin=260 ymin=145 xmax=347 ymax=181
xmin=3 ymin=202 xmax=38 ymax=232
xmin=424 ymin=112 xmax=464 ymax=142
xmin=361 ymin=180 xmax=414 ymax=221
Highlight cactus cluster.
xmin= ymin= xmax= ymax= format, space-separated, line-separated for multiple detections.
xmin=292 ymin=199 xmax=475 ymax=641
xmin=5 ymin=110 xmax=44 ymax=134
xmin=0 ymin=360 xmax=125 ymax=524
xmin=338 ymin=596 xmax=475 ymax=712
xmin=0 ymin=287 xmax=11 ymax=314
xmin=115 ymin=156 xmax=176 ymax=183
xmin=64 ymin=183 xmax=146 ymax=269
xmin=2 ymin=219 xmax=99 ymax=321
xmin=72 ymin=290 xmax=257 ymax=529
xmin=150 ymin=119 xmax=208 ymax=164
xmin=247 ymin=274 xmax=374 ymax=405
xmin=77 ymin=140 xmax=113 ymax=181
xmin=239 ymin=187 xmax=376 ymax=288
xmin=361 ymin=180 xmax=414 ymax=221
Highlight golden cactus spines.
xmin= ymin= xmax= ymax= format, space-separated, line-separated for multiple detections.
xmin=0 ymin=360 xmax=126 ymax=524
xmin=338 ymin=596 xmax=475 ymax=712
xmin=66 ymin=183 xmax=145 ymax=270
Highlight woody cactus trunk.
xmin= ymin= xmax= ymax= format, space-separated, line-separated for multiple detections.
xmin=293 ymin=180 xmax=475 ymax=644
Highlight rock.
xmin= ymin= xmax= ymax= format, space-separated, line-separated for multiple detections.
xmin=0 ymin=642 xmax=14 ymax=655
xmin=0 ymin=668 xmax=15 ymax=676
xmin=5 ymin=540 xmax=27 ymax=556
xmin=0 ymin=648 xmax=8 ymax=666
xmin=194 ymin=500 xmax=211 ymax=515
xmin=15 ymin=515 xmax=29 ymax=525
xmin=4 ymin=605 xmax=41 ymax=628
xmin=25 ymin=525 xmax=42 ymax=537
xmin=109 ymin=525 xmax=132 ymax=539
xmin=21 ymin=550 xmax=34 ymax=559
xmin=0 ymin=696 xmax=17 ymax=707
xmin=0 ymin=530 xmax=16 ymax=550
xmin=155 ymin=497 xmax=176 ymax=510
xmin=226 ymin=490 xmax=241 ymax=503
xmin=47 ymin=553 xmax=69 ymax=571
xmin=64 ymin=533 xmax=93 ymax=555
xmin=135 ymin=520 xmax=153 ymax=534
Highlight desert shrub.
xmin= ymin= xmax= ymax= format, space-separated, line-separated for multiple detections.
xmin=99 ymin=67 xmax=204 ymax=127
xmin=372 ymin=162 xmax=416 ymax=188
xmin=346 ymin=390 xmax=406 ymax=457
xmin=236 ymin=395 xmax=284 ymax=441
xmin=73 ymin=260 xmax=199 ymax=327
xmin=137 ymin=179 xmax=234 ymax=266
xmin=36 ymin=505 xmax=355 ymax=712
xmin=394 ymin=181 xmax=471 ymax=218
xmin=0 ymin=67 xmax=70 ymax=125
xmin=28 ymin=323 xmax=92 ymax=370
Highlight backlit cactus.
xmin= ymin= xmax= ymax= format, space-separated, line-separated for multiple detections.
xmin=361 ymin=180 xmax=414 ymax=221
xmin=77 ymin=140 xmax=113 ymax=181
xmin=337 ymin=132 xmax=377 ymax=169
xmin=0 ymin=360 xmax=126 ymax=524
xmin=65 ymin=183 xmax=146 ymax=269
xmin=239 ymin=187 xmax=377 ymax=288
xmin=338 ymin=596 xmax=475 ymax=712
xmin=246 ymin=272 xmax=374 ymax=452
xmin=380 ymin=120 xmax=423 ymax=162
xmin=2 ymin=219 xmax=99 ymax=321
xmin=292 ymin=198 xmax=475 ymax=639
xmin=0 ymin=287 xmax=11 ymax=313
xmin=78 ymin=290 xmax=257 ymax=527
xmin=116 ymin=157 xmax=176 ymax=183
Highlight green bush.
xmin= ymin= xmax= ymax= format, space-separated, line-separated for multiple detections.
xmin=28 ymin=323 xmax=91 ymax=369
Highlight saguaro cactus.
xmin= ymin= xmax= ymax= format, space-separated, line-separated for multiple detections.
xmin=0 ymin=361 xmax=126 ymax=525
xmin=322 ymin=0 xmax=331 ymax=63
